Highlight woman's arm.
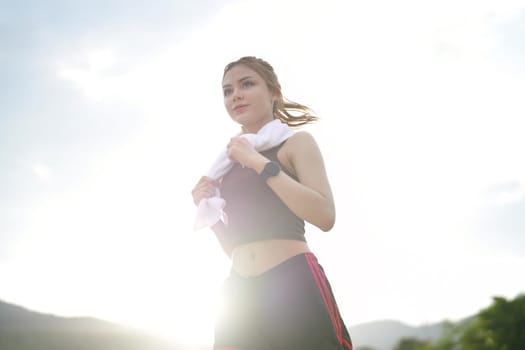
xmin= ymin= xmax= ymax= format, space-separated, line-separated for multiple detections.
xmin=267 ymin=131 xmax=335 ymax=231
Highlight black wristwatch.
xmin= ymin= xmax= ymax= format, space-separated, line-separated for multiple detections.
xmin=260 ymin=161 xmax=281 ymax=182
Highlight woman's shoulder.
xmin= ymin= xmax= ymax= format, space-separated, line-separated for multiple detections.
xmin=285 ymin=130 xmax=318 ymax=149
xmin=280 ymin=130 xmax=321 ymax=165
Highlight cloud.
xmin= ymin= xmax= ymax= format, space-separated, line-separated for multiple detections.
xmin=468 ymin=180 xmax=525 ymax=256
xmin=32 ymin=163 xmax=52 ymax=180
xmin=0 ymin=0 xmax=233 ymax=127
xmin=483 ymin=180 xmax=525 ymax=206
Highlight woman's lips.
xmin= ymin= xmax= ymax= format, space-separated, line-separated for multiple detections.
xmin=233 ymin=104 xmax=248 ymax=113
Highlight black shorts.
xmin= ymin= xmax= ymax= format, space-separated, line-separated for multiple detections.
xmin=214 ymin=252 xmax=353 ymax=350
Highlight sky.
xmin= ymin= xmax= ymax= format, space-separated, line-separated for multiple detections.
xmin=1 ymin=0 xmax=525 ymax=347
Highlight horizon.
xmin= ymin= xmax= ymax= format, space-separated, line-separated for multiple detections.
xmin=0 ymin=299 xmax=490 ymax=348
xmin=1 ymin=296 xmax=476 ymax=350
xmin=1 ymin=0 xmax=525 ymax=347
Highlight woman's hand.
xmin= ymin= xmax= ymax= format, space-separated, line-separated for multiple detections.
xmin=191 ymin=176 xmax=219 ymax=206
xmin=227 ymin=136 xmax=267 ymax=170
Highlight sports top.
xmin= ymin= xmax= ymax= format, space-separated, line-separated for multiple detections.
xmin=216 ymin=142 xmax=306 ymax=249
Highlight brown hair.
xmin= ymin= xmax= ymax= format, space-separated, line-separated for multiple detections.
xmin=223 ymin=56 xmax=318 ymax=127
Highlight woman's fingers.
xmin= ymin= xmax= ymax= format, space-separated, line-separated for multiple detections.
xmin=191 ymin=176 xmax=219 ymax=205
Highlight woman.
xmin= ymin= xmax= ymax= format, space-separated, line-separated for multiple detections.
xmin=192 ymin=56 xmax=353 ymax=350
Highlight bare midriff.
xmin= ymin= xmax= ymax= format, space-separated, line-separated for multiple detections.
xmin=230 ymin=239 xmax=311 ymax=277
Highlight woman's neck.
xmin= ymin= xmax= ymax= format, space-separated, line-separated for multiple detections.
xmin=242 ymin=117 xmax=275 ymax=134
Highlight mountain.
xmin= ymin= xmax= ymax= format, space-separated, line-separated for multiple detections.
xmin=0 ymin=300 xmax=203 ymax=350
xmin=0 ymin=300 xmax=124 ymax=333
xmin=348 ymin=319 xmax=445 ymax=350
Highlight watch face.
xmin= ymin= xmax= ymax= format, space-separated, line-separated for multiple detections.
xmin=265 ymin=161 xmax=280 ymax=176
xmin=262 ymin=161 xmax=281 ymax=182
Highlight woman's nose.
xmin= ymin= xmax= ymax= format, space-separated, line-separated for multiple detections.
xmin=232 ymin=89 xmax=243 ymax=101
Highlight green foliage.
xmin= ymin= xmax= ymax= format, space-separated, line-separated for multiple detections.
xmin=393 ymin=337 xmax=432 ymax=350
xmin=460 ymin=294 xmax=525 ymax=350
xmin=391 ymin=294 xmax=525 ymax=350
xmin=428 ymin=319 xmax=466 ymax=350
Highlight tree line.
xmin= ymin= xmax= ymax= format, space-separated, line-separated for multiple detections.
xmin=359 ymin=293 xmax=525 ymax=350
xmin=397 ymin=294 xmax=524 ymax=350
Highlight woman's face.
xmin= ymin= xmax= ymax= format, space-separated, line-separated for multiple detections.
xmin=222 ymin=64 xmax=275 ymax=133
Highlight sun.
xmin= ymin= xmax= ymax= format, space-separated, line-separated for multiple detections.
xmin=86 ymin=231 xmax=231 ymax=348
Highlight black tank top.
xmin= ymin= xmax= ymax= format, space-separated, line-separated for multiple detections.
xmin=218 ymin=143 xmax=306 ymax=248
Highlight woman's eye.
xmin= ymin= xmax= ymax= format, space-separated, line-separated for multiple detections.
xmin=223 ymin=89 xmax=232 ymax=96
xmin=242 ymin=80 xmax=254 ymax=88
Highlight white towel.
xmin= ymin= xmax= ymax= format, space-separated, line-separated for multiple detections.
xmin=194 ymin=119 xmax=294 ymax=230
